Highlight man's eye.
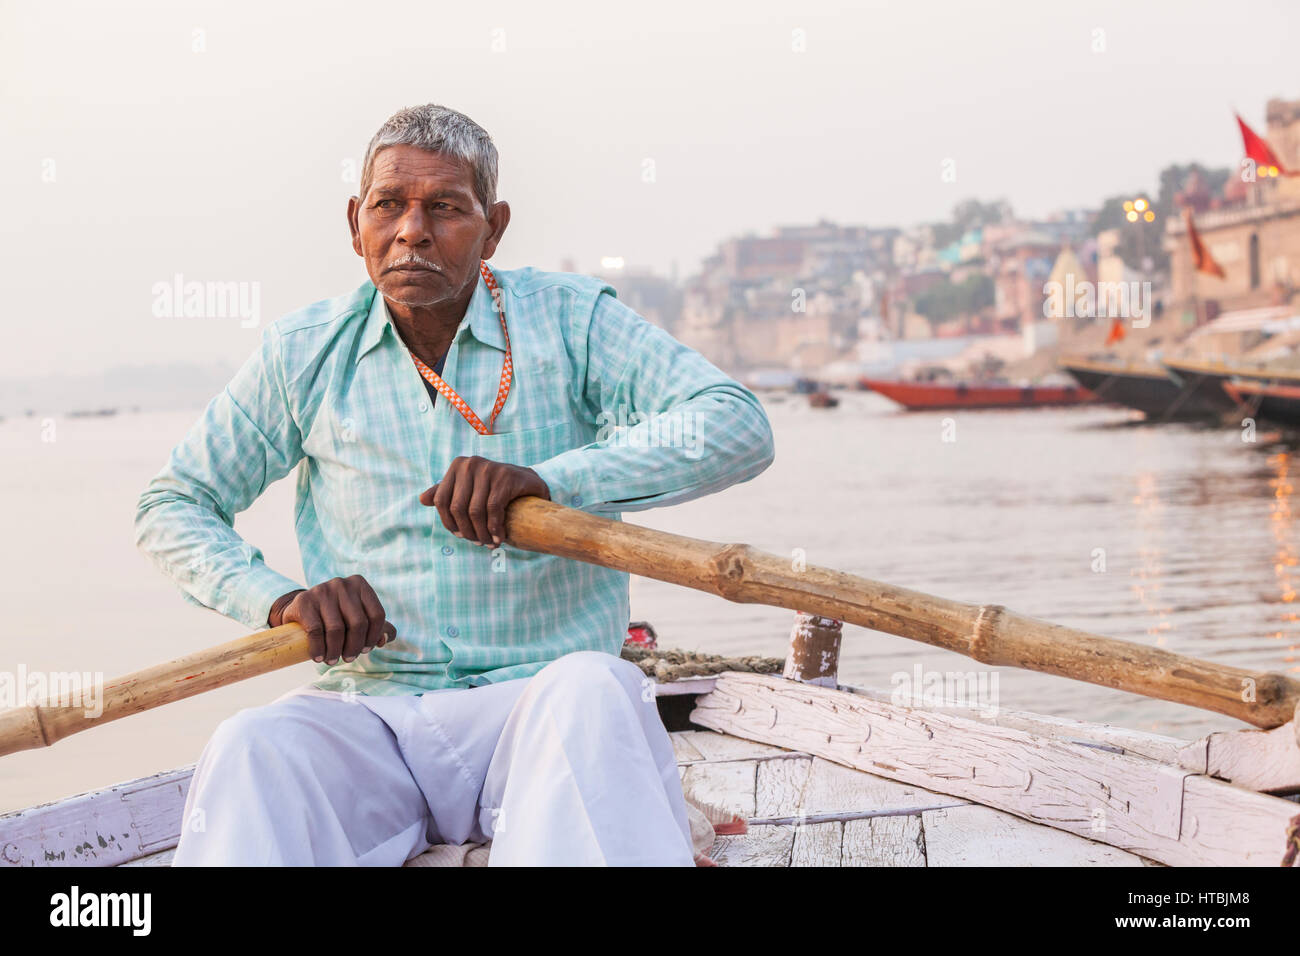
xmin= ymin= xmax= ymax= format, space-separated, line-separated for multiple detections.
xmin=374 ymin=199 xmax=397 ymax=209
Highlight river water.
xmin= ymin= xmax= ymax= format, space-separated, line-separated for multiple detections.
xmin=1 ymin=393 xmax=1297 ymax=812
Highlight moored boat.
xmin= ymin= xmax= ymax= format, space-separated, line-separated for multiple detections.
xmin=1059 ymin=356 xmax=1228 ymax=421
xmin=1223 ymin=380 xmax=1300 ymax=427
xmin=1161 ymin=357 xmax=1300 ymax=388
xmin=1158 ymin=357 xmax=1245 ymax=415
xmin=861 ymin=377 xmax=1097 ymax=411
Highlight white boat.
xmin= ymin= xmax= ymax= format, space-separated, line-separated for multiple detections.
xmin=3 ymin=643 xmax=1297 ymax=867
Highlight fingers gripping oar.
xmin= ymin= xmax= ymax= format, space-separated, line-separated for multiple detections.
xmin=2 ymin=497 xmax=1297 ymax=758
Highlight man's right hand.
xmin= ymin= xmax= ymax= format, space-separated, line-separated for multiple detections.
xmin=268 ymin=576 xmax=396 ymax=665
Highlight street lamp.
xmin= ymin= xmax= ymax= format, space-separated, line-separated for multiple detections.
xmin=1123 ymin=197 xmax=1156 ymax=223
xmin=1122 ymin=197 xmax=1156 ymax=287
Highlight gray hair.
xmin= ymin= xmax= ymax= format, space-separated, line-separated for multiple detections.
xmin=358 ymin=104 xmax=498 ymax=215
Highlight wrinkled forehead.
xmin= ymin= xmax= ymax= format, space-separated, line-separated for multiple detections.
xmin=364 ymin=145 xmax=481 ymax=209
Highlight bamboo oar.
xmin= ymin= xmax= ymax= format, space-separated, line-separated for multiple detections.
xmin=502 ymin=498 xmax=1299 ymax=729
xmin=0 ymin=625 xmax=311 ymax=757
xmin=1 ymin=496 xmax=1296 ymax=757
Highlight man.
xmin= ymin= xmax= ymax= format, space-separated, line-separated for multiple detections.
xmin=134 ymin=103 xmax=775 ymax=866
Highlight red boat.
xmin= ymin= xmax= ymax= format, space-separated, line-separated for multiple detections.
xmin=861 ymin=378 xmax=1099 ymax=411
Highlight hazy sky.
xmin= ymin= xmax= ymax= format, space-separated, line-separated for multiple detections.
xmin=2 ymin=0 xmax=1297 ymax=379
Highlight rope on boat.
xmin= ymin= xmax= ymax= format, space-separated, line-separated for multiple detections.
xmin=620 ymin=645 xmax=784 ymax=683
xmin=1284 ymin=814 xmax=1300 ymax=867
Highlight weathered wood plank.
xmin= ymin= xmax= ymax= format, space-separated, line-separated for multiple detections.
xmin=710 ymin=825 xmax=794 ymax=867
xmin=842 ymin=681 xmax=1300 ymax=793
xmin=799 ymin=756 xmax=969 ymax=816
xmin=839 ymin=683 xmax=1195 ymax=766
xmin=692 ymin=673 xmax=1292 ymax=866
xmin=672 ymin=729 xmax=794 ymax=763
xmin=654 ymin=677 xmax=717 ymax=697
xmin=669 ymin=731 xmax=705 ymax=763
xmin=120 ymin=848 xmax=175 ymax=867
xmin=753 ymin=754 xmax=839 ymax=866
xmin=842 ymin=816 xmax=926 ymax=867
xmin=755 ymin=755 xmax=811 ymax=816
xmin=790 ymin=823 xmax=842 ymax=866
xmin=679 ymin=760 xmax=757 ymax=820
xmin=922 ymin=805 xmax=1146 ymax=867
xmin=1199 ymin=722 xmax=1300 ymax=793
xmin=0 ymin=766 xmax=193 ymax=867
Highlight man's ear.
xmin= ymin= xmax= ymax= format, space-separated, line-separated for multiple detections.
xmin=480 ymin=201 xmax=511 ymax=260
xmin=347 ymin=196 xmax=363 ymax=257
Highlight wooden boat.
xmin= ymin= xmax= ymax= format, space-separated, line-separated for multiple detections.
xmin=792 ymin=377 xmax=822 ymax=395
xmin=860 ymin=378 xmax=1097 ymax=412
xmin=1157 ymin=357 xmax=1245 ymax=415
xmin=1160 ymin=357 xmax=1300 ymax=388
xmin=1224 ymin=380 xmax=1300 ymax=427
xmin=2 ymin=499 xmax=1298 ymax=867
xmin=1059 ymin=356 xmax=1229 ymax=421
xmin=3 ymin=641 xmax=1298 ymax=867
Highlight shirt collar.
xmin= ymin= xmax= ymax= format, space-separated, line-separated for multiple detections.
xmin=357 ymin=270 xmax=507 ymax=361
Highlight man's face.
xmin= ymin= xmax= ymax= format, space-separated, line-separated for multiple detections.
xmin=347 ymin=144 xmax=509 ymax=310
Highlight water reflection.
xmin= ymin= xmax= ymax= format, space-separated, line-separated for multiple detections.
xmin=1267 ymin=451 xmax=1298 ymax=670
xmin=1131 ymin=470 xmax=1173 ymax=645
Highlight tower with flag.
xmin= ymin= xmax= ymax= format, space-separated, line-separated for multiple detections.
xmin=1166 ymin=98 xmax=1300 ymax=326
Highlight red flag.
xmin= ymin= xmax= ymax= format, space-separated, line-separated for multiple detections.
xmin=1236 ymin=113 xmax=1288 ymax=176
xmin=1105 ymin=318 xmax=1125 ymax=345
xmin=1184 ymin=207 xmax=1226 ymax=279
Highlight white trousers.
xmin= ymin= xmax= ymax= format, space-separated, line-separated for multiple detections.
xmin=172 ymin=651 xmax=695 ymax=866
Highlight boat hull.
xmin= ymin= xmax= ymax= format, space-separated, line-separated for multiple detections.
xmin=861 ymin=378 xmax=1097 ymax=411
xmin=1158 ymin=359 xmax=1242 ymax=415
xmin=1060 ymin=360 xmax=1227 ymax=421
xmin=4 ymin=672 xmax=1295 ymax=867
xmin=1224 ymin=381 xmax=1300 ymax=427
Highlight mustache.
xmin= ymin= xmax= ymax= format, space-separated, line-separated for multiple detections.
xmin=384 ymin=253 xmax=443 ymax=273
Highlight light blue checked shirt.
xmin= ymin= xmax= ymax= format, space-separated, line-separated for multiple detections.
xmin=134 ymin=267 xmax=775 ymax=696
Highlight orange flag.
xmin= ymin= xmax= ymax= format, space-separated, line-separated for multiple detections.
xmin=1236 ymin=113 xmax=1288 ymax=176
xmin=1105 ymin=318 xmax=1126 ymax=345
xmin=1184 ymin=207 xmax=1226 ymax=279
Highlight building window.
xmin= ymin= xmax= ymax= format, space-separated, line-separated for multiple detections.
xmin=1249 ymin=234 xmax=1260 ymax=289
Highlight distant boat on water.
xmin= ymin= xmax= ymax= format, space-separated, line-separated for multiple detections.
xmin=1061 ymin=355 xmax=1300 ymax=422
xmin=1060 ymin=357 xmax=1230 ymax=422
xmin=807 ymin=391 xmax=839 ymax=409
xmin=792 ymin=377 xmax=822 ymax=395
xmin=860 ymin=377 xmax=1097 ymax=411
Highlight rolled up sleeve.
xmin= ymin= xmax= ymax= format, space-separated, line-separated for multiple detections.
xmin=133 ymin=325 xmax=306 ymax=630
xmin=531 ymin=291 xmax=775 ymax=513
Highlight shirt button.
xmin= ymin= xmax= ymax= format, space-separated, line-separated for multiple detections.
xmin=441 ymin=544 xmax=454 ymax=555
xmin=446 ymin=625 xmax=459 ymax=638
xmin=418 ymin=402 xmax=429 ymax=413
xmin=570 ymin=495 xmax=583 ymax=507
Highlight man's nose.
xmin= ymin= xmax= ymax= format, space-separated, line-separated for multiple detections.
xmin=395 ymin=206 xmax=434 ymax=246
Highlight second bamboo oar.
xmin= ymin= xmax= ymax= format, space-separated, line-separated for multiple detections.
xmin=0 ymin=624 xmax=311 ymax=757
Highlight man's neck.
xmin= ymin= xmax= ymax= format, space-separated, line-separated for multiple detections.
xmin=384 ymin=285 xmax=475 ymax=368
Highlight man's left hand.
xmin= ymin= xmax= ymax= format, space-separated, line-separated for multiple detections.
xmin=420 ymin=457 xmax=551 ymax=547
